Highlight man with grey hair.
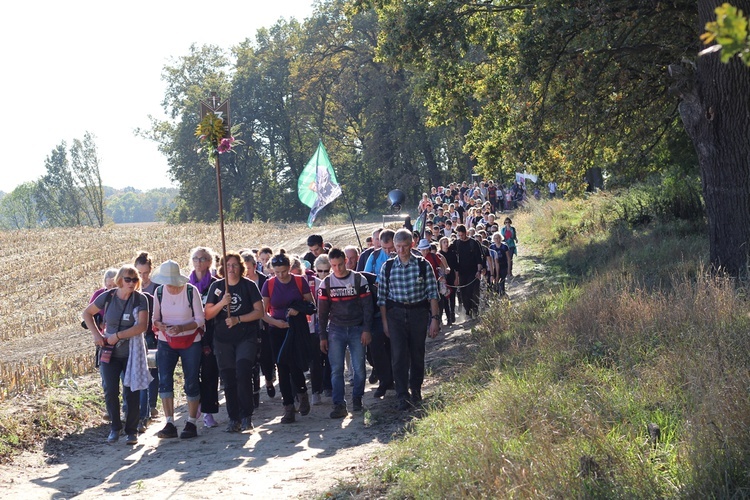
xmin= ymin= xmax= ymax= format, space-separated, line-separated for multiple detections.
xmin=344 ymin=245 xmax=359 ymax=271
xmin=377 ymin=229 xmax=440 ymax=410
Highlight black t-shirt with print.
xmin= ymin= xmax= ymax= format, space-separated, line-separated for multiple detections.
xmin=207 ymin=277 xmax=263 ymax=343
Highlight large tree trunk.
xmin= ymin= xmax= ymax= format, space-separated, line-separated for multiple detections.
xmin=678 ymin=0 xmax=750 ymax=276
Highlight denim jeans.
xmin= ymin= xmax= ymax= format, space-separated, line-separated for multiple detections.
xmin=385 ymin=305 xmax=429 ymax=400
xmin=157 ymin=340 xmax=201 ymax=401
xmin=327 ymin=324 xmax=366 ymax=406
xmin=100 ymin=356 xmax=139 ymax=434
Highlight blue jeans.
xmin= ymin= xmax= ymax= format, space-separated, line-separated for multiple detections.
xmin=100 ymin=356 xmax=139 ymax=434
xmin=327 ymin=324 xmax=366 ymax=406
xmin=157 ymin=340 xmax=201 ymax=401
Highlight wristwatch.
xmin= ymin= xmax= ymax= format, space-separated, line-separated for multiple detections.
xmin=430 ymin=315 xmax=440 ymax=321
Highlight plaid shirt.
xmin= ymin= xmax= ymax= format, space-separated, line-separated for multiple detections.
xmin=377 ymin=255 xmax=439 ymax=306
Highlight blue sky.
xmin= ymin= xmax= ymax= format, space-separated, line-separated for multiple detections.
xmin=0 ymin=0 xmax=315 ymax=193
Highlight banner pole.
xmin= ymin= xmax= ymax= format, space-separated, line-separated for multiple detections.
xmin=343 ymin=197 xmax=363 ymax=250
xmin=215 ymin=153 xmax=229 ymax=314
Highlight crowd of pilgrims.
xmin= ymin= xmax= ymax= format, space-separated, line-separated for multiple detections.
xmin=81 ymin=179 xmax=518 ymax=446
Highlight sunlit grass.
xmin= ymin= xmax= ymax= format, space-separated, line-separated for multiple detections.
xmin=358 ymin=195 xmax=750 ymax=498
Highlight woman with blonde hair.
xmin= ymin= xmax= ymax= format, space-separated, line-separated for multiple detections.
xmin=82 ymin=265 xmax=151 ymax=445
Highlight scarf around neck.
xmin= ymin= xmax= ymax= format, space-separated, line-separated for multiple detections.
xmin=189 ymin=270 xmax=213 ymax=294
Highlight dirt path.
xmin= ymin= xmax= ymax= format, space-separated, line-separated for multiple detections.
xmin=0 ymin=317 xmax=479 ymax=499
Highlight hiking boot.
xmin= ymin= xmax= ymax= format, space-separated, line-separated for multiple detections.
xmin=125 ymin=433 xmax=138 ymax=445
xmin=157 ymin=422 xmax=179 ymax=438
xmin=298 ymin=391 xmax=311 ymax=416
xmin=330 ymin=404 xmax=348 ymax=419
xmin=281 ymin=404 xmax=296 ymax=424
xmin=224 ymin=420 xmax=241 ymax=433
xmin=106 ymin=429 xmax=119 ymax=444
xmin=311 ymin=392 xmax=322 ymax=405
xmin=203 ymin=413 xmax=218 ymax=428
xmin=353 ymin=397 xmax=363 ymax=412
xmin=241 ymin=417 xmax=254 ymax=432
xmin=397 ymin=398 xmax=412 ymax=411
xmin=411 ymin=389 xmax=422 ymax=403
xmin=180 ymin=422 xmax=198 ymax=439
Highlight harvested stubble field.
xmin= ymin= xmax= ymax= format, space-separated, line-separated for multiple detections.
xmin=0 ymin=221 xmax=378 ymax=401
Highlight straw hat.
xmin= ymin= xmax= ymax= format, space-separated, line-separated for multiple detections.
xmin=417 ymin=238 xmax=432 ymax=251
xmin=151 ymin=260 xmax=189 ymax=287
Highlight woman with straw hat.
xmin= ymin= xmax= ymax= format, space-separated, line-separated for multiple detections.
xmin=151 ymin=260 xmax=205 ymax=439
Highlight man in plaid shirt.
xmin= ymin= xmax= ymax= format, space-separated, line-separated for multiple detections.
xmin=378 ymin=229 xmax=441 ymax=411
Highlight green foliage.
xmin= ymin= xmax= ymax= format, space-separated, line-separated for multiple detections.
xmin=369 ymin=0 xmax=699 ymax=194
xmin=70 ymin=132 xmax=105 ymax=227
xmin=105 ymin=187 xmax=177 ymax=223
xmin=0 ymin=181 xmax=39 ymax=230
xmin=33 ymin=134 xmax=106 ymax=228
xmin=701 ymin=3 xmax=750 ymax=65
xmin=145 ymin=1 xmax=481 ymax=224
xmin=35 ymin=142 xmax=80 ymax=227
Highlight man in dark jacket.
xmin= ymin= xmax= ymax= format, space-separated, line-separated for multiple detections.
xmin=450 ymin=224 xmax=484 ymax=320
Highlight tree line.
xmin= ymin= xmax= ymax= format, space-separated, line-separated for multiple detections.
xmin=0 ymin=132 xmax=105 ymax=229
xmin=0 ymin=133 xmax=177 ymax=229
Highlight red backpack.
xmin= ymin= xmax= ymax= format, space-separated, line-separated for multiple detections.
xmin=265 ymin=275 xmax=305 ymax=315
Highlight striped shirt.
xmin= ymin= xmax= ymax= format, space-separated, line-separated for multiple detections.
xmin=317 ymin=271 xmax=374 ymax=339
xmin=377 ymin=255 xmax=439 ymax=306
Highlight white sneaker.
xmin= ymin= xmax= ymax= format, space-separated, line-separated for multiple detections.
xmin=311 ymin=392 xmax=322 ymax=405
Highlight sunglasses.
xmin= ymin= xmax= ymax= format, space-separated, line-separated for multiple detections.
xmin=192 ymin=257 xmax=210 ymax=263
xmin=271 ymin=257 xmax=288 ymax=266
xmin=316 ymin=268 xmax=330 ymax=274
xmin=122 ymin=276 xmax=139 ymax=284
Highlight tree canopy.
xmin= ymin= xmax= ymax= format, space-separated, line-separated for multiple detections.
xmin=147 ymin=0 xmax=749 ymax=274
